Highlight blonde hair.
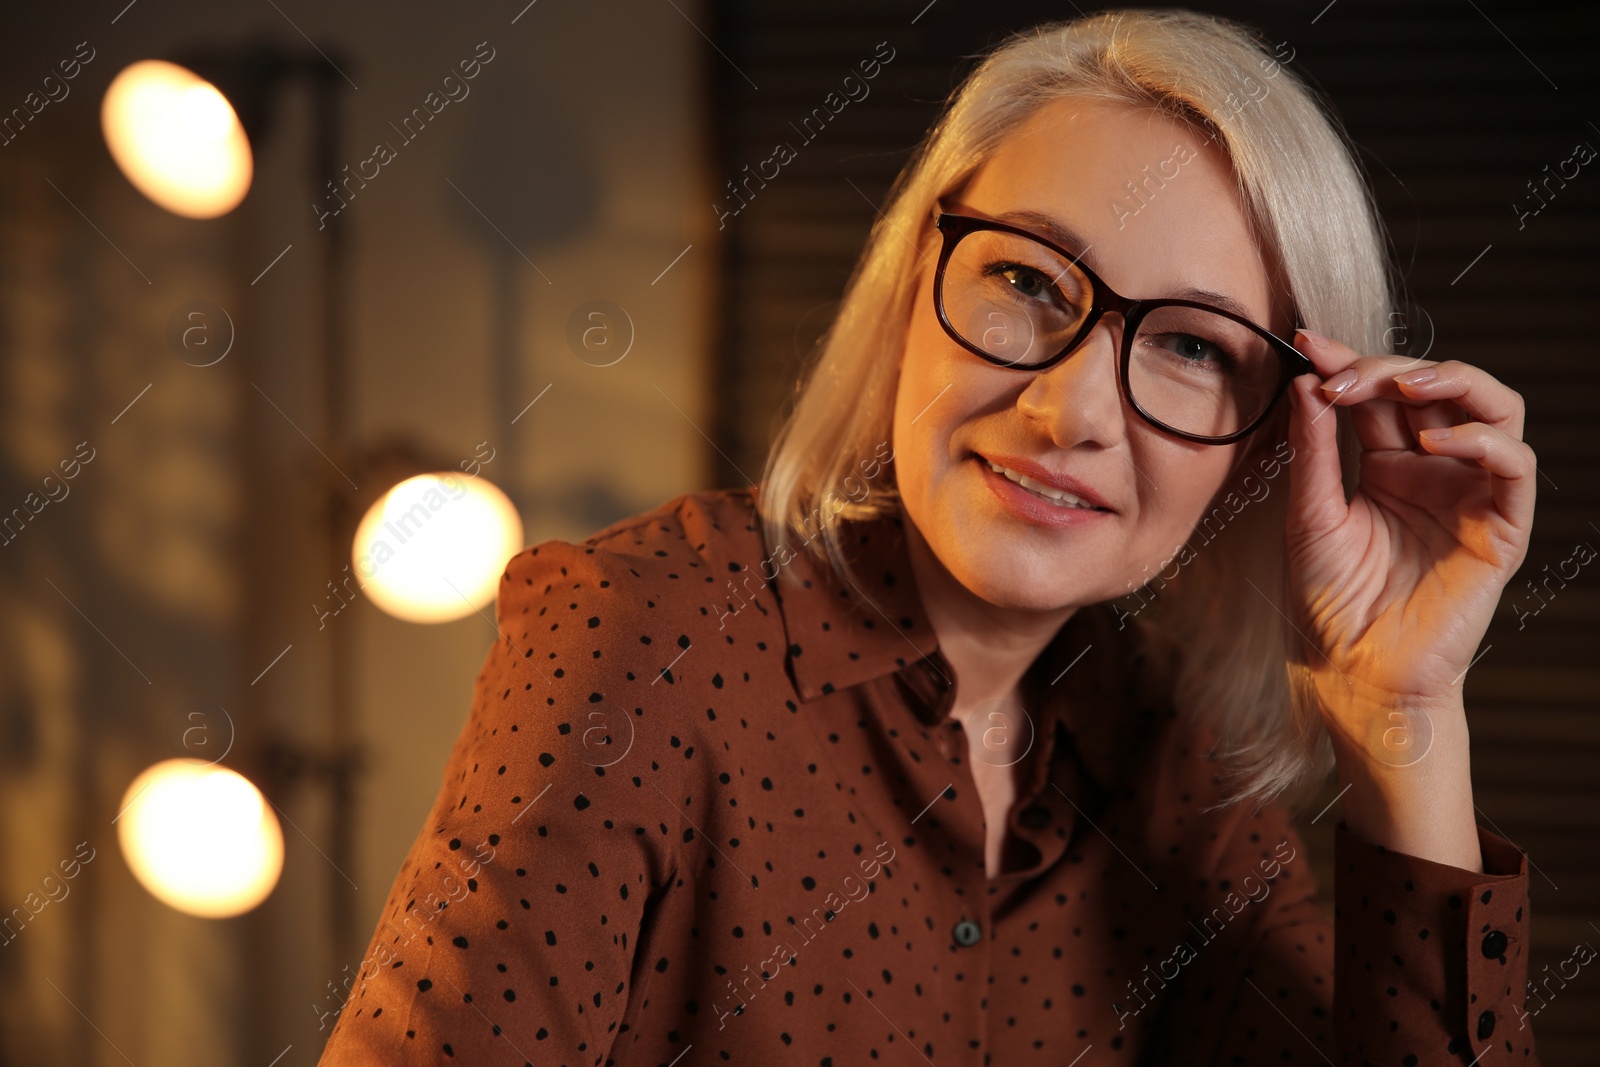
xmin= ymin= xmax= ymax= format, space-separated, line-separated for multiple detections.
xmin=755 ymin=8 xmax=1396 ymax=812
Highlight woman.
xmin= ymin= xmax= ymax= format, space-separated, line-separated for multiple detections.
xmin=317 ymin=10 xmax=1540 ymax=1065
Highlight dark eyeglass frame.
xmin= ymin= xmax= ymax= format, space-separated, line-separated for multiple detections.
xmin=930 ymin=205 xmax=1313 ymax=445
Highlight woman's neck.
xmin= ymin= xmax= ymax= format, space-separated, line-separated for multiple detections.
xmin=901 ymin=513 xmax=1075 ymax=718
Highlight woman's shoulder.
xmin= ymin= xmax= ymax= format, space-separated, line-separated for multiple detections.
xmin=487 ymin=486 xmax=790 ymax=704
xmin=466 ymin=486 xmax=777 ymax=774
xmin=499 ymin=486 xmax=766 ymax=611
xmin=584 ymin=485 xmax=764 ymax=555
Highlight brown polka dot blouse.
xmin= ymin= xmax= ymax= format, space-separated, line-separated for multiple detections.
xmin=315 ymin=486 xmax=1540 ymax=1066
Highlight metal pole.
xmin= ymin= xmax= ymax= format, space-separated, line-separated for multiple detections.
xmin=311 ymin=64 xmax=359 ymax=969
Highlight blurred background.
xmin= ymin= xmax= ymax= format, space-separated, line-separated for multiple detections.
xmin=0 ymin=0 xmax=1594 ymax=1063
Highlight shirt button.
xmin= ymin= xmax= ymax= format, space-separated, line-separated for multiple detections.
xmin=1018 ymin=804 xmax=1051 ymax=829
xmin=1477 ymin=1010 xmax=1496 ymax=1039
xmin=1481 ymin=930 xmax=1508 ymax=958
xmin=952 ymin=919 xmax=982 ymax=947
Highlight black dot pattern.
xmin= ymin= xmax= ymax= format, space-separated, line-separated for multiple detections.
xmin=315 ymin=487 xmax=1540 ymax=1066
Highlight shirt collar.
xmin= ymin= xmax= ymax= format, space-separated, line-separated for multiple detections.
xmin=757 ymin=493 xmax=1161 ymax=794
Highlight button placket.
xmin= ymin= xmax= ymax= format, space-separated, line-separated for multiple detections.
xmin=983 ymin=719 xmax=1072 ymax=883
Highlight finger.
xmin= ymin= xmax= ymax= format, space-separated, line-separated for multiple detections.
xmin=1405 ymin=401 xmax=1463 ymax=438
xmin=1339 ymin=377 xmax=1471 ymax=454
xmin=1295 ymin=333 xmax=1446 ymax=450
xmin=1416 ymin=422 xmax=1539 ymax=532
xmin=1313 ymin=353 xmax=1446 ymax=454
xmin=1308 ymin=348 xmax=1528 ymax=445
xmin=1294 ymin=328 xmax=1435 ymax=390
xmin=1391 ymin=360 xmax=1526 ymax=439
xmin=1284 ymin=372 xmax=1347 ymax=542
xmin=1343 ymin=375 xmax=1440 ymax=453
xmin=1317 ymin=354 xmax=1443 ymax=405
xmin=1293 ymin=327 xmax=1365 ymax=380
xmin=1296 ymin=334 xmax=1524 ymax=456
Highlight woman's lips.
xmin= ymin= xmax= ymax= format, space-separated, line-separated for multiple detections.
xmin=973 ymin=454 xmax=1113 ymax=511
xmin=974 ymin=456 xmax=1115 ymax=527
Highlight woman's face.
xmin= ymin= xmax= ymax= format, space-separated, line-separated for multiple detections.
xmin=891 ymin=96 xmax=1294 ymax=613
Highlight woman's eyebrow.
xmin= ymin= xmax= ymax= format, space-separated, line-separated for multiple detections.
xmin=993 ymin=208 xmax=1096 ymax=264
xmin=1167 ymin=286 xmax=1258 ymax=323
xmin=989 ymin=207 xmax=1265 ymax=325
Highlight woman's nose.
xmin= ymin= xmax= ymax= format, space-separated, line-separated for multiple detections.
xmin=1015 ymin=314 xmax=1127 ymax=446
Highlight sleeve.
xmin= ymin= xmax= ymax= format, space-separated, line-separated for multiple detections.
xmin=1184 ymin=811 xmax=1540 ymax=1067
xmin=1328 ymin=820 xmax=1537 ymax=1066
xmin=315 ymin=540 xmax=682 ymax=1066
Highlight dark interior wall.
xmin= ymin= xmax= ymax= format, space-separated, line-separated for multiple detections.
xmin=705 ymin=2 xmax=1600 ymax=1063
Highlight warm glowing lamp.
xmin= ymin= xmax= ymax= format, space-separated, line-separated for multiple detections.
xmin=351 ymin=473 xmax=524 ymax=624
xmin=101 ymin=59 xmax=253 ymax=218
xmin=117 ymin=759 xmax=284 ymax=918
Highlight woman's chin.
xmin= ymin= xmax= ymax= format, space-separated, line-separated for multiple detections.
xmin=946 ymin=556 xmax=1105 ymax=615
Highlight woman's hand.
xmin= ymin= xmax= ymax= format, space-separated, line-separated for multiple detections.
xmin=1281 ymin=328 xmax=1537 ymax=868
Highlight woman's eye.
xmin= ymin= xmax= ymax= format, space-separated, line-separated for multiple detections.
xmin=1006 ymin=269 xmax=1046 ymax=297
xmin=993 ymin=264 xmax=1062 ymax=305
xmin=1163 ymin=333 xmax=1228 ymax=365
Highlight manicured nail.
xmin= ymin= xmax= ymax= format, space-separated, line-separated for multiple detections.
xmin=1393 ymin=367 xmax=1438 ymax=387
xmin=1419 ymin=427 xmax=1452 ymax=441
xmin=1296 ymin=328 xmax=1328 ymax=348
xmin=1320 ymin=369 xmax=1357 ymax=395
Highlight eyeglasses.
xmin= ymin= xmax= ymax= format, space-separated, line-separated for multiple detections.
xmin=930 ymin=206 xmax=1312 ymax=444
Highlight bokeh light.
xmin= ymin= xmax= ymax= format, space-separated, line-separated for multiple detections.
xmin=351 ymin=473 xmax=524 ymax=624
xmin=101 ymin=60 xmax=253 ymax=218
xmin=117 ymin=760 xmax=284 ymax=918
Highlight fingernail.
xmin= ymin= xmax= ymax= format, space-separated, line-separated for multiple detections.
xmin=1419 ymin=427 xmax=1452 ymax=441
xmin=1393 ymin=368 xmax=1437 ymax=387
xmin=1320 ymin=369 xmax=1357 ymax=395
xmin=1295 ymin=328 xmax=1328 ymax=348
